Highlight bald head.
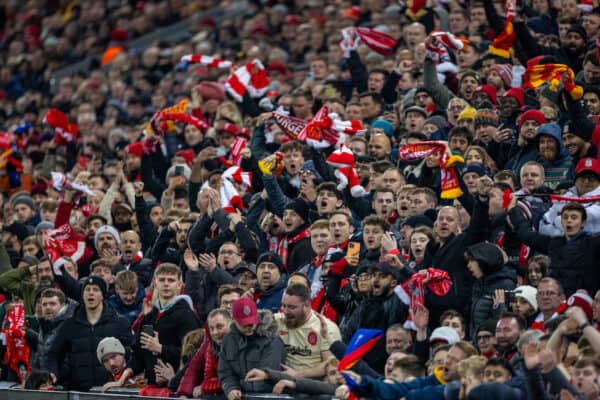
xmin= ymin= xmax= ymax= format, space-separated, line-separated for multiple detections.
xmin=120 ymin=230 xmax=142 ymax=263
xmin=435 ymin=206 xmax=460 ymax=242
xmin=404 ymin=23 xmax=426 ymax=46
xmin=369 ymin=134 xmax=392 ymax=160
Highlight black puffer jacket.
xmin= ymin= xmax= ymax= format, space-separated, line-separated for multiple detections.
xmin=467 ymin=243 xmax=517 ymax=338
xmin=35 ymin=299 xmax=78 ymax=370
xmin=134 ymin=295 xmax=200 ymax=384
xmin=218 ymin=311 xmax=286 ymax=396
xmin=510 ymin=208 xmax=600 ymax=296
xmin=46 ymin=302 xmax=133 ymax=391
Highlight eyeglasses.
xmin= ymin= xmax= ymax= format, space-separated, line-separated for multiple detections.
xmin=299 ymin=169 xmax=315 ymax=176
xmin=357 ymin=273 xmax=372 ymax=281
xmin=477 ymin=334 xmax=493 ymax=341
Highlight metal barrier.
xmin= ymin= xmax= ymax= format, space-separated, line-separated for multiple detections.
xmin=0 ymin=384 xmax=300 ymax=400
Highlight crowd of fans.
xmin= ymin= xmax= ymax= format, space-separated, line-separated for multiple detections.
xmin=4 ymin=0 xmax=600 ymax=399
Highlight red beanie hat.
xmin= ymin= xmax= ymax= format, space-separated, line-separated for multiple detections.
xmin=175 ymin=149 xmax=196 ymax=167
xmin=126 ymin=142 xmax=143 ymax=158
xmin=518 ymin=109 xmax=546 ymax=129
xmin=563 ymin=290 xmax=594 ymax=321
xmin=504 ymin=87 xmax=525 ymax=107
xmin=474 ymin=85 xmax=497 ymax=104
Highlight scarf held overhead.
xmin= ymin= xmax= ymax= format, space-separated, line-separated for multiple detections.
xmin=398 ymin=141 xmax=464 ymax=199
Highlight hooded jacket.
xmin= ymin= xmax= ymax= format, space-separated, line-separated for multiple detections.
xmin=467 ymin=243 xmax=517 ymax=338
xmin=35 ymin=299 xmax=78 ymax=369
xmin=46 ymin=302 xmax=133 ymax=391
xmin=540 ymin=183 xmax=600 ymax=237
xmin=510 ymin=207 xmax=600 ymax=296
xmin=536 ymin=123 xmax=574 ymax=190
xmin=218 ymin=310 xmax=286 ymax=396
xmin=134 ymin=295 xmax=200 ymax=384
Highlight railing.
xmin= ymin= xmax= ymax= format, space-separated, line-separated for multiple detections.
xmin=0 ymin=383 xmax=299 ymax=400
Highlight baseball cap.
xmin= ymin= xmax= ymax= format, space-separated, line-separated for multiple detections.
xmin=575 ymin=158 xmax=600 ymax=176
xmin=430 ymin=326 xmax=460 ymax=345
xmin=231 ymin=297 xmax=259 ymax=326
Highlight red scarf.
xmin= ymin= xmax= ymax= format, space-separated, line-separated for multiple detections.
xmin=266 ymin=233 xmax=282 ymax=253
xmin=2 ymin=304 xmax=30 ymax=383
xmin=278 ymin=228 xmax=311 ymax=269
xmin=311 ymin=287 xmax=337 ymax=322
xmin=496 ymin=234 xmax=530 ymax=267
xmin=398 ymin=141 xmax=464 ymax=199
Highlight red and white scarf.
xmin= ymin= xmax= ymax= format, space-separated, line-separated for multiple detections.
xmin=180 ymin=54 xmax=232 ymax=69
xmin=225 ymin=59 xmax=269 ymax=101
xmin=355 ymin=27 xmax=397 ymax=56
xmin=278 ymin=227 xmax=311 ymax=269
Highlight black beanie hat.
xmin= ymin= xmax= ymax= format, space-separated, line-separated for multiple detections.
xmin=284 ymin=198 xmax=310 ymax=223
xmin=81 ymin=276 xmax=107 ymax=299
xmin=256 ymin=251 xmax=284 ymax=273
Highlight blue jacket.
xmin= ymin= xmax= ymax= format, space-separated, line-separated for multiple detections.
xmin=256 ymin=276 xmax=287 ymax=313
xmin=354 ymin=367 xmax=445 ymax=400
xmin=108 ymin=283 xmax=145 ymax=324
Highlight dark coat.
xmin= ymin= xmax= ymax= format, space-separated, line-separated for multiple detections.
xmin=46 ymin=302 xmax=133 ymax=391
xmin=469 ymin=265 xmax=517 ymax=338
xmin=218 ymin=314 xmax=286 ymax=396
xmin=35 ymin=299 xmax=77 ymax=370
xmin=113 ymin=258 xmax=153 ymax=288
xmin=255 ymin=276 xmax=287 ymax=313
xmin=134 ymin=295 xmax=200 ymax=384
xmin=185 ymin=267 xmax=237 ymax=323
xmin=282 ymin=224 xmax=314 ymax=274
xmin=421 ymin=198 xmax=488 ymax=327
xmin=510 ymin=208 xmax=600 ymax=296
xmin=347 ymin=292 xmax=408 ymax=373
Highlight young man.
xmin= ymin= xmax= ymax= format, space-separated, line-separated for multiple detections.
xmin=47 ymin=277 xmax=133 ymax=391
xmin=509 ymin=200 xmax=600 ymax=297
xmin=109 ymin=270 xmax=144 ymax=324
xmin=134 ymin=263 xmax=199 ymax=385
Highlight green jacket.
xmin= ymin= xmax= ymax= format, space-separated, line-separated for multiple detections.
xmin=0 ymin=266 xmax=37 ymax=315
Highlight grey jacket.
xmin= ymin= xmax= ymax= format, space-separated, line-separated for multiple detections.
xmin=35 ymin=299 xmax=78 ymax=369
xmin=218 ymin=310 xmax=286 ymax=396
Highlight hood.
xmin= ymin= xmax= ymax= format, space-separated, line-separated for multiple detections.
xmin=255 ymin=309 xmax=278 ymax=337
xmin=482 ymin=265 xmax=517 ymax=285
xmin=537 ymin=123 xmax=570 ymax=162
xmin=467 ymin=242 xmax=504 ymax=276
xmin=154 ymin=294 xmax=195 ymax=313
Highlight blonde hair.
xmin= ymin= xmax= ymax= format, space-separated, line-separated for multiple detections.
xmin=458 ymin=355 xmax=487 ymax=379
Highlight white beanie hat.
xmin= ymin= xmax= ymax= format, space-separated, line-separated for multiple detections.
xmin=515 ymin=285 xmax=538 ymax=312
xmin=97 ymin=337 xmax=125 ymax=363
xmin=94 ymin=225 xmax=121 ymax=250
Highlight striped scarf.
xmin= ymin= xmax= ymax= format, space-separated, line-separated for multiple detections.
xmin=278 ymin=227 xmax=311 ymax=269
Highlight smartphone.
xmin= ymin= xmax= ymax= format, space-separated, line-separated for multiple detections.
xmin=142 ymin=324 xmax=154 ymax=337
xmin=346 ymin=242 xmax=361 ymax=266
xmin=174 ymin=166 xmax=184 ymax=177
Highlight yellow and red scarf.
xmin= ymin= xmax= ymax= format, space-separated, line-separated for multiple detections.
xmin=398 ymin=141 xmax=464 ymax=199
